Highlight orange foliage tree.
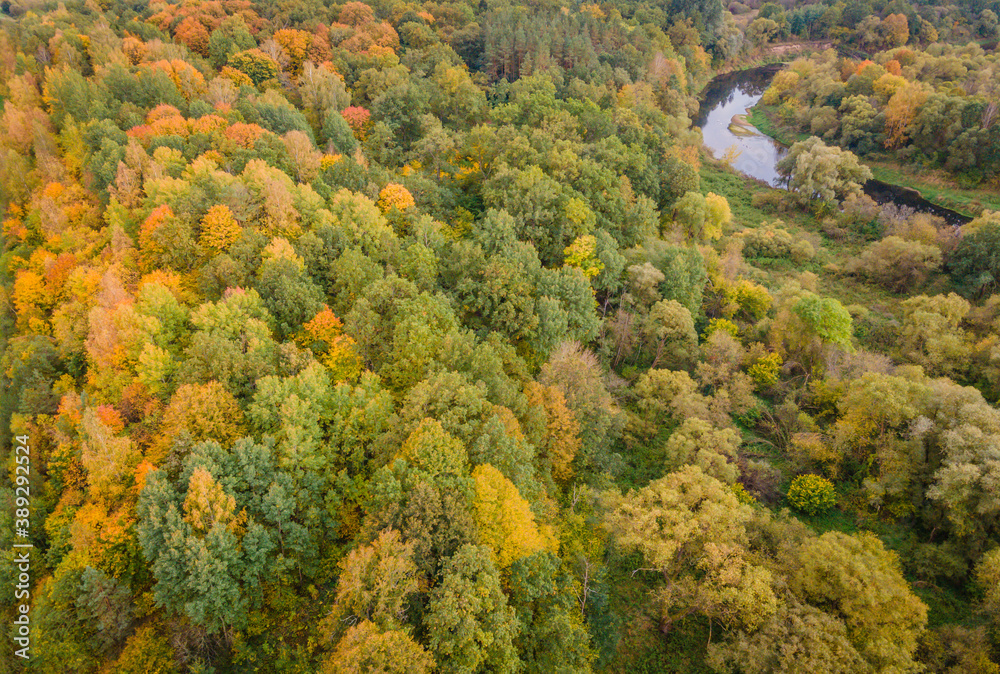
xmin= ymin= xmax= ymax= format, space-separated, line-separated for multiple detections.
xmin=273 ymin=28 xmax=331 ymax=76
xmin=341 ymin=106 xmax=372 ymax=139
xmin=301 ymin=306 xmax=363 ymax=382
xmin=524 ymin=381 xmax=581 ymax=482
xmin=884 ymin=83 xmax=928 ymax=149
xmin=377 ymin=183 xmax=415 ymax=213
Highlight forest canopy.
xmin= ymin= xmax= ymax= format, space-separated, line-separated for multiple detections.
xmin=1 ymin=0 xmax=999 ymax=671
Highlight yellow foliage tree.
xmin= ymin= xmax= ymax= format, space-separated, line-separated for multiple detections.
xmin=883 ymin=83 xmax=928 ymax=149
xmin=150 ymin=381 xmax=246 ymax=464
xmin=563 ymin=234 xmax=604 ymax=279
xmin=472 ymin=463 xmax=552 ymax=569
xmin=525 ymin=381 xmax=582 ymax=483
xmin=377 ymin=183 xmax=415 ymax=213
xmin=12 ymin=269 xmax=50 ymax=332
xmin=704 ymin=192 xmax=732 ymax=240
xmin=182 ymin=467 xmax=245 ymax=535
xmin=322 ymin=621 xmax=434 ymax=674
xmin=199 ymin=204 xmax=241 ymax=252
xmin=110 ymin=625 xmax=176 ymax=673
xmin=80 ymin=406 xmax=142 ymax=505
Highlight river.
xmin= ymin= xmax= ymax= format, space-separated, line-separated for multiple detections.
xmin=695 ymin=65 xmax=972 ymax=226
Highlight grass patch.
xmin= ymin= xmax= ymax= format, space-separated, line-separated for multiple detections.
xmin=794 ymin=506 xmax=861 ymax=536
xmin=700 ymin=161 xmax=771 ymax=227
xmin=745 ymin=104 xmax=807 ymax=146
xmin=699 ymin=157 xmax=815 ymax=232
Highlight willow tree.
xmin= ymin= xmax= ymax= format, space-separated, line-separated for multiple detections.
xmin=777 ymin=136 xmax=872 ymax=207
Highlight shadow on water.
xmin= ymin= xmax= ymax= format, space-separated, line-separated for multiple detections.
xmin=695 ymin=65 xmax=972 ymax=226
xmin=862 ymin=180 xmax=971 ymax=226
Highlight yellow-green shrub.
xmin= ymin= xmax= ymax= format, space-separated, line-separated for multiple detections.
xmin=706 ymin=318 xmax=740 ymax=339
xmin=732 ymin=482 xmax=757 ymax=506
xmin=787 ymin=473 xmax=837 ymax=515
xmin=748 ymin=352 xmax=782 ymax=388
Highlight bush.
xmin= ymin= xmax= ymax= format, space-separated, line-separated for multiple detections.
xmin=846 ymin=236 xmax=942 ymax=292
xmin=732 ymin=482 xmax=757 ymax=505
xmin=739 ymin=459 xmax=782 ymax=504
xmin=747 ymin=352 xmax=782 ymax=388
xmin=787 ymin=473 xmax=837 ymax=515
xmin=738 ymin=222 xmax=814 ymax=261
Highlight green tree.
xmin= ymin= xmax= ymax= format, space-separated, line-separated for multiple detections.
xmin=642 ymin=299 xmax=699 ymax=369
xmin=75 ymin=567 xmax=134 ymax=654
xmin=177 ymin=288 xmax=282 ymax=401
xmin=322 ymin=621 xmax=434 ymax=674
xmin=254 ymin=244 xmax=326 ymax=340
xmin=949 ymin=216 xmax=1000 ymax=296
xmin=426 ymin=544 xmax=522 ymax=674
xmin=777 ymin=136 xmax=873 ymax=206
xmin=301 ymin=62 xmax=351 ymax=134
xmin=208 ymin=15 xmax=256 ymax=69
xmin=605 ymin=466 xmax=777 ymax=635
xmin=788 ymin=531 xmax=928 ymax=672
xmin=791 ymin=293 xmax=854 ymax=351
xmin=362 ymin=460 xmax=477 ymax=575
xmin=483 ymin=165 xmax=595 ymax=266
xmin=975 ymin=549 xmax=1000 ymax=631
xmin=323 ymin=108 xmax=359 ymax=155
xmin=508 ymin=552 xmax=595 ymax=673
xmin=137 ymin=465 xmax=261 ymax=635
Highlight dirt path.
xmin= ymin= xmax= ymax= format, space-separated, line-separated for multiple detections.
xmin=762 ymin=41 xmax=833 ymax=57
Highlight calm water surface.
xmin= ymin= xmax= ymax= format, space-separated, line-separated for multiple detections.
xmin=695 ymin=65 xmax=787 ymax=187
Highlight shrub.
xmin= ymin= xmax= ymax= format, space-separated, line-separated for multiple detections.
xmin=847 ymin=236 xmax=942 ymax=292
xmin=734 ymin=279 xmax=772 ymax=321
xmin=740 ymin=459 xmax=782 ymax=504
xmin=706 ymin=318 xmax=740 ymax=339
xmin=732 ymin=482 xmax=757 ymax=505
xmin=739 ymin=223 xmax=795 ymax=258
xmin=738 ymin=222 xmax=815 ymax=262
xmin=747 ymin=352 xmax=782 ymax=388
xmin=787 ymin=473 xmax=837 ymax=515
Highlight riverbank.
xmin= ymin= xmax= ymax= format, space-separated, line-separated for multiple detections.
xmin=709 ymin=41 xmax=833 ymax=77
xmin=744 ymin=105 xmax=802 ymax=146
xmin=867 ymin=162 xmax=1000 ymax=218
xmin=747 ymin=103 xmax=998 ymax=219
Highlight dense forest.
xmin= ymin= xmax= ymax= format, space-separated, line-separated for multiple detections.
xmin=759 ymin=44 xmax=1000 ymax=186
xmin=1 ymin=0 xmax=999 ymax=670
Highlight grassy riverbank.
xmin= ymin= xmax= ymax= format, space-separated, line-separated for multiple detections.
xmin=747 ymin=103 xmax=999 ymax=218
xmin=868 ymin=162 xmax=1000 ymax=218
xmin=745 ymin=104 xmax=807 ymax=147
